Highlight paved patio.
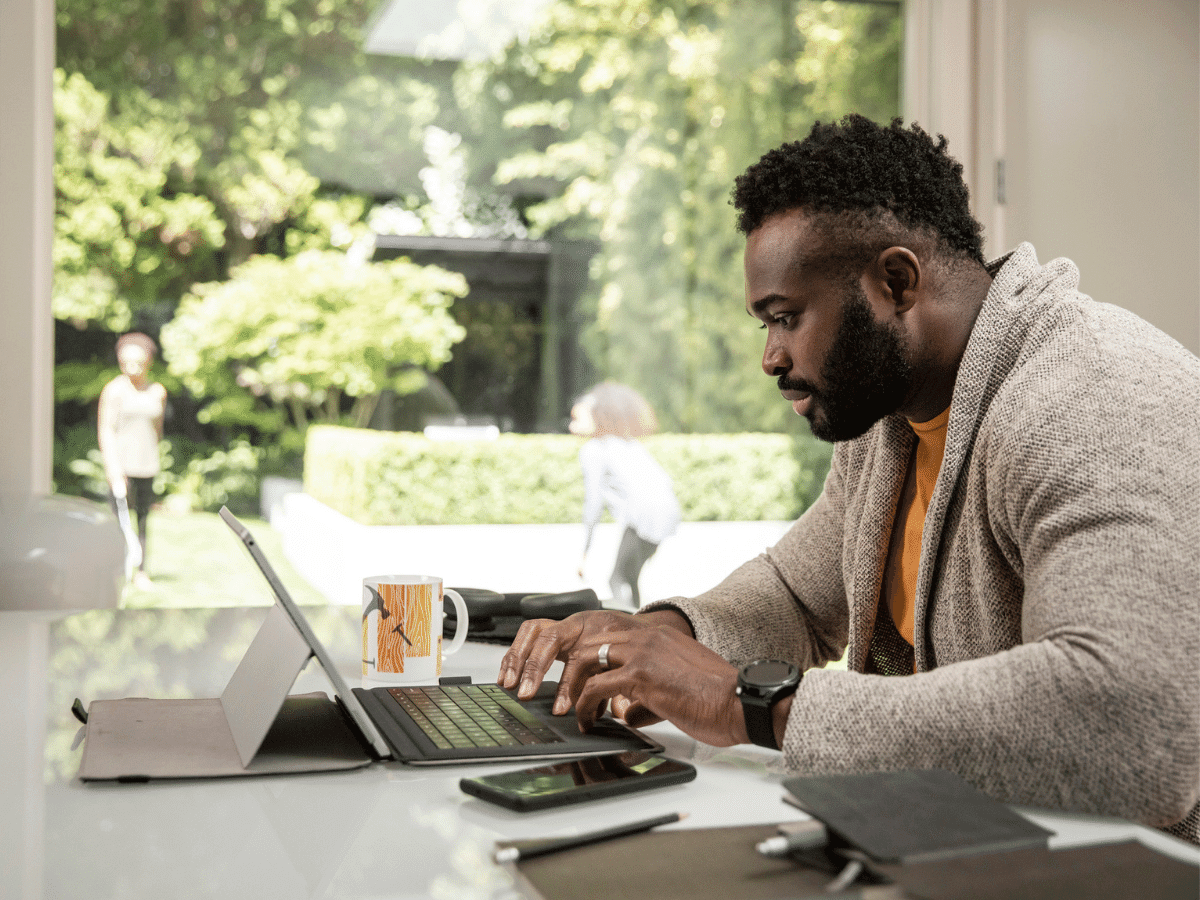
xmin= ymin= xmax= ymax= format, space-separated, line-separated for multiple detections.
xmin=276 ymin=492 xmax=794 ymax=610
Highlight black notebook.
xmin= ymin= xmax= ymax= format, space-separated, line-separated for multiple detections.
xmin=782 ymin=768 xmax=1054 ymax=865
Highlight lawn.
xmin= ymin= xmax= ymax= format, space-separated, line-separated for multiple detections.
xmin=121 ymin=509 xmax=330 ymax=608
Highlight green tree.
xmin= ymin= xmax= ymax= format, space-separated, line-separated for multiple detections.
xmin=53 ymin=69 xmax=226 ymax=331
xmin=463 ymin=0 xmax=902 ymax=432
xmin=53 ymin=0 xmax=901 ymax=459
xmin=54 ymin=0 xmax=384 ymax=266
xmin=160 ymin=250 xmax=468 ymax=452
xmin=53 ymin=0 xmax=450 ymax=343
xmin=52 ymin=0 xmax=468 ymax=491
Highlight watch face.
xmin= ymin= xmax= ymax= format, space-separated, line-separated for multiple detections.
xmin=744 ymin=660 xmax=798 ymax=687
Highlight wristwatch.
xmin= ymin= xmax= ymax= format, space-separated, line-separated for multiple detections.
xmin=736 ymin=659 xmax=802 ymax=750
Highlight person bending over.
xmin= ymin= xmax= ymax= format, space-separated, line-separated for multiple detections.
xmin=569 ymin=382 xmax=681 ymax=608
xmin=499 ymin=115 xmax=1200 ymax=844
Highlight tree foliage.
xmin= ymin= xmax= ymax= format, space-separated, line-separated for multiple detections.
xmin=463 ymin=0 xmax=903 ymax=432
xmin=160 ymin=250 xmax=468 ymax=449
xmin=53 ymin=69 xmax=226 ymax=330
xmin=52 ymin=0 xmax=903 ymax=476
xmin=55 ymin=0 xmax=378 ymax=259
xmin=52 ymin=0 xmax=441 ymax=332
xmin=51 ymin=0 xmax=471 ymax=480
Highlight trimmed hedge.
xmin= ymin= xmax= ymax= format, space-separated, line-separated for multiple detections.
xmin=304 ymin=425 xmax=832 ymax=526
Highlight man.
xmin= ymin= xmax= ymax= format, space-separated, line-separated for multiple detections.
xmin=498 ymin=115 xmax=1200 ymax=843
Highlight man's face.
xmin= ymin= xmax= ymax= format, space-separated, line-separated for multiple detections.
xmin=745 ymin=209 xmax=913 ymax=442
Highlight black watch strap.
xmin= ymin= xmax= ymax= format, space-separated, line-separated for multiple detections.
xmin=738 ymin=659 xmax=801 ymax=751
xmin=743 ymin=698 xmax=779 ymax=750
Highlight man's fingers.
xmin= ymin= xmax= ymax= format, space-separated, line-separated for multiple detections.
xmin=499 ymin=618 xmax=565 ymax=692
xmin=621 ymin=704 xmax=664 ymax=729
xmin=515 ymin=624 xmax=570 ymax=698
xmin=553 ymin=653 xmax=584 ymax=715
xmin=612 ymin=694 xmax=663 ymax=728
xmin=508 ymin=617 xmax=743 ymax=746
xmin=500 ymin=610 xmax=639 ymax=707
xmin=573 ymin=640 xmax=634 ymax=728
xmin=497 ymin=620 xmax=545 ymax=688
xmin=611 ymin=693 xmax=633 ymax=720
xmin=553 ymin=635 xmax=621 ymax=714
xmin=575 ymin=670 xmax=628 ymax=731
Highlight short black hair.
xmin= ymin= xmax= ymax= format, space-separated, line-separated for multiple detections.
xmin=732 ymin=114 xmax=985 ymax=265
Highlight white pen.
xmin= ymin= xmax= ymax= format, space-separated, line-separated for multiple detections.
xmin=755 ymin=819 xmax=828 ymax=857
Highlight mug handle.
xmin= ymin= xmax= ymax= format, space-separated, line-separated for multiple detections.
xmin=443 ymin=588 xmax=469 ymax=657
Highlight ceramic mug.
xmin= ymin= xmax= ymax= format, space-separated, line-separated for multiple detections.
xmin=361 ymin=575 xmax=468 ymax=686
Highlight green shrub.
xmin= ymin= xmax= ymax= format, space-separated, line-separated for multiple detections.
xmin=53 ymin=427 xmax=263 ymax=515
xmin=54 ymin=422 xmax=106 ymax=497
xmin=161 ymin=438 xmax=262 ymax=515
xmin=651 ymin=434 xmax=831 ymax=522
xmin=304 ymin=425 xmax=832 ymax=525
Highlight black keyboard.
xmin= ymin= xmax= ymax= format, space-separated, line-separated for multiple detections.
xmin=387 ymin=684 xmax=566 ymax=750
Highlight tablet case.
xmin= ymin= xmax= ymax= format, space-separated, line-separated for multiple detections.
xmin=79 ymin=693 xmax=373 ymax=780
xmin=79 ymin=603 xmax=375 ymax=781
xmin=781 ymin=769 xmax=1054 ymax=864
xmin=79 ymin=507 xmax=658 ymax=780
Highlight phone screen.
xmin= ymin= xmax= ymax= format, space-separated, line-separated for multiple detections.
xmin=462 ymin=752 xmax=696 ymax=810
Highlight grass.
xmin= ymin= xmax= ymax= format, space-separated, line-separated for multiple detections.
xmin=121 ymin=509 xmax=330 ymax=608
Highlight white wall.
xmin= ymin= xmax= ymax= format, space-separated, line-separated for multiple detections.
xmin=0 ymin=0 xmax=55 ymax=495
xmin=1003 ymin=0 xmax=1199 ymax=353
xmin=279 ymin=493 xmax=791 ymax=606
xmin=910 ymin=0 xmax=1199 ymax=354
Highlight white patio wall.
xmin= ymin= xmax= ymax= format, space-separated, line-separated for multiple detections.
xmin=277 ymin=491 xmax=792 ymax=609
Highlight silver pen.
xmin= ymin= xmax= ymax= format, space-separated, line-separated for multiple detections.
xmin=494 ymin=811 xmax=687 ymax=864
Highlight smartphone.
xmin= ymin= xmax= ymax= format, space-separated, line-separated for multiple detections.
xmin=459 ymin=751 xmax=697 ymax=812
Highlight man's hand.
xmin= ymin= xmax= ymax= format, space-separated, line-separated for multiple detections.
xmin=497 ymin=609 xmax=749 ymax=748
xmin=571 ymin=626 xmax=749 ymax=747
xmin=498 ymin=609 xmax=661 ymax=711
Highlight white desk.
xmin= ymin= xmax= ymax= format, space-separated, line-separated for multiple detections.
xmin=3 ymin=606 xmax=1197 ymax=899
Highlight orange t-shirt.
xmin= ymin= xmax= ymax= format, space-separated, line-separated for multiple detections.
xmin=882 ymin=406 xmax=951 ymax=647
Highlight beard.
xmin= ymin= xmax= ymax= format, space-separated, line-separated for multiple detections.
xmin=778 ymin=285 xmax=914 ymax=443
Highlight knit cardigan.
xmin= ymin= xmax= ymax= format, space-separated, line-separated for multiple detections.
xmin=645 ymin=243 xmax=1200 ymax=842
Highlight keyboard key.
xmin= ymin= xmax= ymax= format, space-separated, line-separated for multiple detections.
xmin=387 ymin=685 xmax=565 ymax=749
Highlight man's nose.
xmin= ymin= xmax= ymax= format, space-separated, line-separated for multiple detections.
xmin=762 ymin=332 xmax=790 ymax=377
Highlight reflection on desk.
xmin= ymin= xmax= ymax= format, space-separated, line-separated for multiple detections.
xmin=2 ymin=605 xmax=1196 ymax=900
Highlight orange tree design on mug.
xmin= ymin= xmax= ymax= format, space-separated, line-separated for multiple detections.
xmin=370 ymin=583 xmax=434 ymax=674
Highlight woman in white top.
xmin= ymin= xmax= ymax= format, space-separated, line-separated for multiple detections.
xmin=570 ymin=382 xmax=680 ymax=607
xmin=98 ymin=332 xmax=167 ymax=588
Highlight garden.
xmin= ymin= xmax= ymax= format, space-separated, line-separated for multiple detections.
xmin=50 ymin=0 xmax=900 ymax=598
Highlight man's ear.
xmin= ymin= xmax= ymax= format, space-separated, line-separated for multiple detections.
xmin=874 ymin=247 xmax=921 ymax=313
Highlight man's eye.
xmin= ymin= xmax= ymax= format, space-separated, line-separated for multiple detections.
xmin=758 ymin=313 xmax=795 ymax=330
